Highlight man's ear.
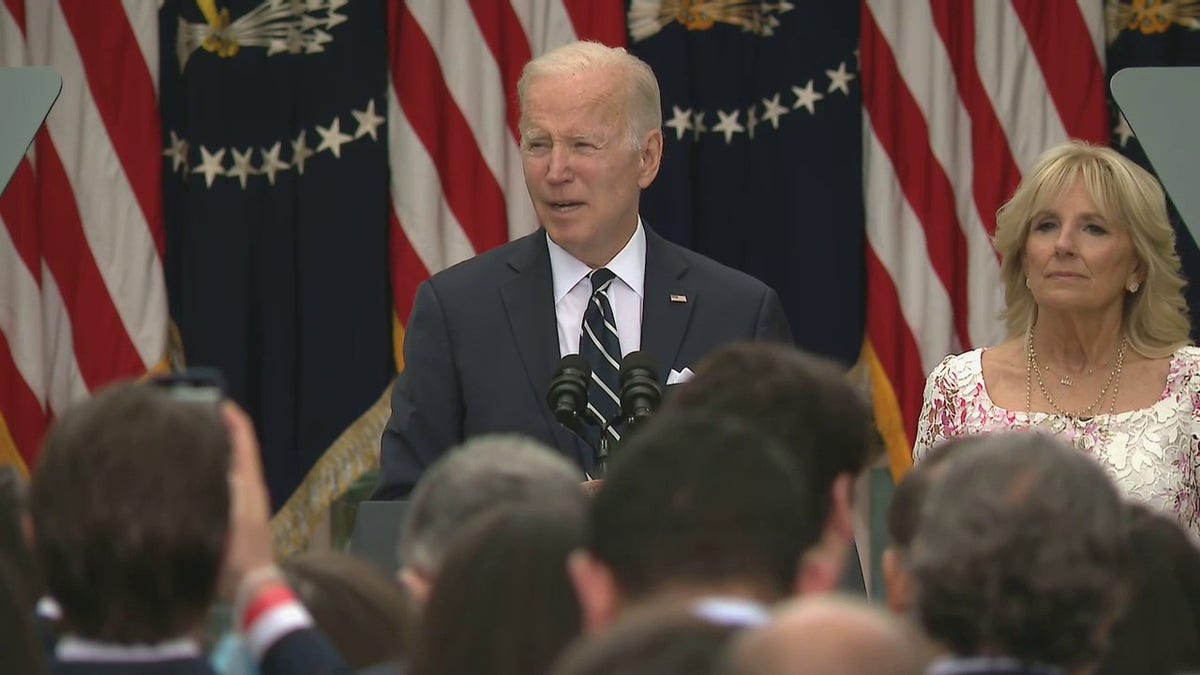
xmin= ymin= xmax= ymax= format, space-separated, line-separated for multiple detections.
xmin=827 ymin=473 xmax=855 ymax=542
xmin=795 ymin=547 xmax=840 ymax=596
xmin=398 ymin=566 xmax=433 ymax=607
xmin=636 ymin=129 xmax=663 ymax=189
xmin=568 ymin=549 xmax=621 ymax=634
xmin=881 ymin=547 xmax=912 ymax=615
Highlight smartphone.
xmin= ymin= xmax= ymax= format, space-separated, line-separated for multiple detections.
xmin=150 ymin=367 xmax=226 ymax=405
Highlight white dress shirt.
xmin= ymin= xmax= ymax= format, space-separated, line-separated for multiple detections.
xmin=547 ymin=220 xmax=646 ymax=358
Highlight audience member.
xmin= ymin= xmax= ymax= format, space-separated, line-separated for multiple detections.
xmin=397 ymin=433 xmax=586 ymax=603
xmin=725 ymin=595 xmax=924 ymax=675
xmin=29 ymin=382 xmax=352 ymax=674
xmin=551 ymin=602 xmax=743 ymax=675
xmin=1096 ymin=503 xmax=1200 ymax=675
xmin=570 ymin=412 xmax=816 ymax=632
xmin=0 ymin=465 xmax=38 ymax=608
xmin=30 ymin=383 xmax=231 ymax=673
xmin=909 ymin=433 xmax=1128 ymax=675
xmin=282 ymin=551 xmax=411 ymax=670
xmin=408 ymin=503 xmax=584 ymax=675
xmin=1 ymin=470 xmax=43 ymax=674
xmin=664 ymin=342 xmax=880 ymax=593
xmin=882 ymin=438 xmax=973 ymax=616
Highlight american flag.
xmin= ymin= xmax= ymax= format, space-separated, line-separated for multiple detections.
xmin=860 ymin=0 xmax=1109 ymax=478
xmin=385 ymin=0 xmax=625 ymax=365
xmin=0 ymin=1 xmax=166 ymax=474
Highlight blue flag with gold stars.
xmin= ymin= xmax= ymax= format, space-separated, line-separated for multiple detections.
xmin=1107 ymin=0 xmax=1200 ymax=337
xmin=159 ymin=0 xmax=393 ymax=507
xmin=628 ymin=1 xmax=863 ymax=363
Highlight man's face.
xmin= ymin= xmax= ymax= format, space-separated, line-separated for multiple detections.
xmin=520 ymin=67 xmax=662 ymax=267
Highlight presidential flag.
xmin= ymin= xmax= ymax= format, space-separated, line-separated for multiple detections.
xmin=629 ymin=1 xmax=865 ymax=366
xmin=159 ymin=0 xmax=393 ymax=507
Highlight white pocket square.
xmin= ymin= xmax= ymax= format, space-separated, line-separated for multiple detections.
xmin=667 ymin=367 xmax=695 ymax=385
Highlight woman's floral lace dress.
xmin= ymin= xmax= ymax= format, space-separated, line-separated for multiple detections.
xmin=912 ymin=346 xmax=1200 ymax=537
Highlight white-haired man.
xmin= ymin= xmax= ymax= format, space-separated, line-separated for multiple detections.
xmin=377 ymin=41 xmax=791 ymax=499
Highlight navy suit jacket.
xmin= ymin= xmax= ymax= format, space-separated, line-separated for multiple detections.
xmin=376 ymin=227 xmax=792 ymax=499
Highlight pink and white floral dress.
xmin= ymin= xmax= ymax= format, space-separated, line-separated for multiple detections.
xmin=912 ymin=346 xmax=1200 ymax=537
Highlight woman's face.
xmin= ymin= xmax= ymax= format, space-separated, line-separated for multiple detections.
xmin=1022 ymin=177 xmax=1140 ymax=315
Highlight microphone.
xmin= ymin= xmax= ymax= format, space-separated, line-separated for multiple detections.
xmin=618 ymin=351 xmax=662 ymax=425
xmin=547 ymin=354 xmax=592 ymax=431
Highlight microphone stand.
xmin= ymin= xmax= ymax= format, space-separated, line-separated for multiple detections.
xmin=595 ymin=412 xmax=629 ymax=479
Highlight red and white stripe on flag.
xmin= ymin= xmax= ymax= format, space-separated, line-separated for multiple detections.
xmin=0 ymin=0 xmax=166 ymax=474
xmin=386 ymin=0 xmax=626 ymax=368
xmin=860 ymin=0 xmax=1109 ymax=479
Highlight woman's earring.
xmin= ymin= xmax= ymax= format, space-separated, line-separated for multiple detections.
xmin=1127 ymin=280 xmax=1140 ymax=293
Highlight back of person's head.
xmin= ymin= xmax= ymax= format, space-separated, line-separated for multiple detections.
xmin=882 ymin=439 xmax=973 ymax=614
xmin=30 ymin=381 xmax=230 ymax=643
xmin=399 ymin=434 xmax=584 ymax=585
xmin=725 ymin=595 xmax=924 ymax=675
xmin=0 ymin=465 xmax=39 ymax=610
xmin=574 ymin=411 xmax=815 ymax=629
xmin=910 ymin=433 xmax=1128 ymax=671
xmin=1096 ymin=503 xmax=1200 ymax=675
xmin=0 ymin=552 xmax=43 ymax=674
xmin=551 ymin=602 xmax=743 ymax=675
xmin=664 ymin=343 xmax=878 ymax=526
xmin=409 ymin=502 xmax=584 ymax=675
xmin=281 ymin=551 xmax=412 ymax=670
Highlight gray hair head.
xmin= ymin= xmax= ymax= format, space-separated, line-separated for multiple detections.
xmin=398 ymin=434 xmax=585 ymax=575
xmin=517 ymin=40 xmax=662 ymax=150
xmin=910 ymin=432 xmax=1129 ymax=670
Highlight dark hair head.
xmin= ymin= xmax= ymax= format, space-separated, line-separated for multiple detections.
xmin=587 ymin=411 xmax=816 ymax=601
xmin=0 ymin=552 xmax=43 ymax=674
xmin=664 ymin=343 xmax=878 ymax=525
xmin=30 ymin=381 xmax=230 ymax=643
xmin=0 ymin=466 xmax=40 ymax=608
xmin=887 ymin=438 xmax=974 ymax=553
xmin=551 ymin=602 xmax=741 ymax=675
xmin=281 ymin=551 xmax=412 ymax=669
xmin=910 ymin=433 xmax=1129 ymax=669
xmin=1096 ymin=503 xmax=1200 ymax=675
xmin=409 ymin=502 xmax=584 ymax=675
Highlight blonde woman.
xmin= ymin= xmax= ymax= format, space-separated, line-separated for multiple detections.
xmin=913 ymin=140 xmax=1198 ymax=536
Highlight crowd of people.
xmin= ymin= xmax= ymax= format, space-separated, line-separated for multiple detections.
xmin=3 ymin=38 xmax=1200 ymax=675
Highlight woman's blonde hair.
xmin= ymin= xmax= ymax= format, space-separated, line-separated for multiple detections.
xmin=992 ymin=140 xmax=1190 ymax=357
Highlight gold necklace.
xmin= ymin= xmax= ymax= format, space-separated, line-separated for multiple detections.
xmin=1025 ymin=328 xmax=1126 ymax=422
xmin=1038 ymin=361 xmax=1097 ymax=387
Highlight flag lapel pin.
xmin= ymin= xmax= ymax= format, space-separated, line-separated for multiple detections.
xmin=669 ymin=294 xmax=688 ymax=303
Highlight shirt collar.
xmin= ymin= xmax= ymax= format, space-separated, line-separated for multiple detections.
xmin=57 ymin=635 xmax=201 ymax=663
xmin=928 ymin=657 xmax=1062 ymax=675
xmin=690 ymin=596 xmax=770 ymax=628
xmin=547 ymin=219 xmax=646 ymax=303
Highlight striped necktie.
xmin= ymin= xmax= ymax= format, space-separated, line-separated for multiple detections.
xmin=579 ymin=268 xmax=622 ymax=448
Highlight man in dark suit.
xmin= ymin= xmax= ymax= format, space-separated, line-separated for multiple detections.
xmin=377 ymin=41 xmax=791 ymax=499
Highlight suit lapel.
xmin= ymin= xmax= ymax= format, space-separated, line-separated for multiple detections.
xmin=499 ymin=231 xmax=590 ymax=461
xmin=641 ymin=228 xmax=693 ymax=385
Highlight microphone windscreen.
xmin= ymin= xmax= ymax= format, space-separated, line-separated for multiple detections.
xmin=618 ymin=351 xmax=657 ymax=379
xmin=559 ymin=353 xmax=591 ymax=377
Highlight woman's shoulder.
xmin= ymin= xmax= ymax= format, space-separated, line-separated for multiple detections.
xmin=1172 ymin=344 xmax=1200 ymax=364
xmin=925 ymin=348 xmax=985 ymax=393
xmin=1166 ymin=345 xmax=1200 ymax=387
